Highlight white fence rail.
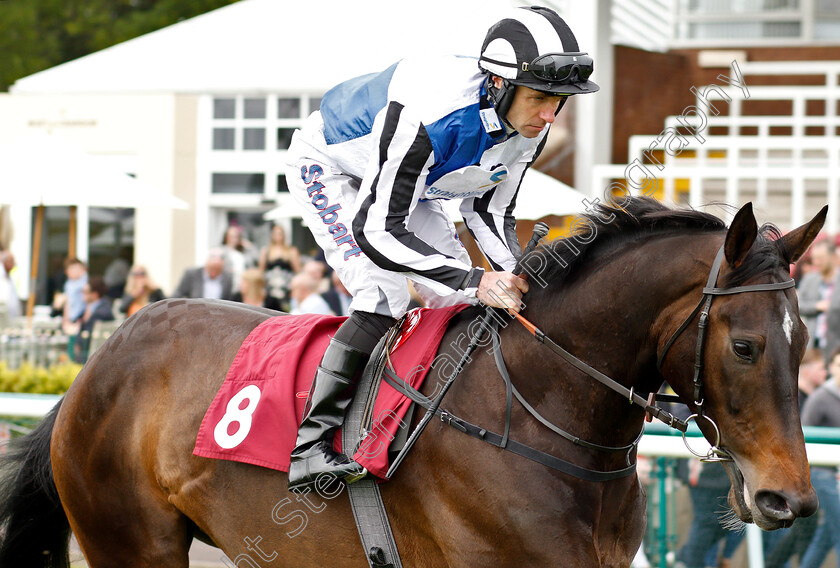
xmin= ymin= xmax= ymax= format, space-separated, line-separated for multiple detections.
xmin=593 ymin=60 xmax=840 ymax=234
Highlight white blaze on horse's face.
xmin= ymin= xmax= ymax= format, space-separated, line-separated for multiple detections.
xmin=783 ymin=308 xmax=794 ymax=346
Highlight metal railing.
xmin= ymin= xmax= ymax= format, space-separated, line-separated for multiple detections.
xmin=641 ymin=422 xmax=840 ymax=568
xmin=0 ymin=318 xmax=122 ymax=370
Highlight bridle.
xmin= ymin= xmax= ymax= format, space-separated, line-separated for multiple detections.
xmin=653 ymin=245 xmax=795 ymax=460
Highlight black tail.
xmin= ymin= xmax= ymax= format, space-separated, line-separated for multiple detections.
xmin=0 ymin=399 xmax=70 ymax=568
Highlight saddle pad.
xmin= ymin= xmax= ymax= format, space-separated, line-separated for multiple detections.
xmin=193 ymin=304 xmax=468 ymax=478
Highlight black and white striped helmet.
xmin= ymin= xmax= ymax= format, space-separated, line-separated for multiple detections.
xmin=479 ymin=6 xmax=599 ymax=96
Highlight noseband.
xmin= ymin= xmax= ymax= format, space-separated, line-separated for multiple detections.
xmin=655 ymin=245 xmax=796 ymax=461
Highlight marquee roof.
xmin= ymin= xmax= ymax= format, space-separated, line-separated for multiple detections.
xmin=11 ymin=0 xmax=544 ymax=94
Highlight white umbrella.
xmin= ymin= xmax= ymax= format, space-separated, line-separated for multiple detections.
xmin=263 ymin=193 xmax=301 ymax=222
xmin=0 ymin=132 xmax=189 ymax=210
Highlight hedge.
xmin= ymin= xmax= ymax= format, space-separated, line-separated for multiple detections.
xmin=0 ymin=361 xmax=83 ymax=395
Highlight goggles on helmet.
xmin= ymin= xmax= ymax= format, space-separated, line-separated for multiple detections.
xmin=521 ymin=52 xmax=593 ymax=84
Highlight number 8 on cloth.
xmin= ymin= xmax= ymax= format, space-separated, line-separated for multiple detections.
xmin=213 ymin=384 xmax=262 ymax=449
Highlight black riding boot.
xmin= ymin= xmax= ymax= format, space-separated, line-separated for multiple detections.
xmin=288 ymin=338 xmax=368 ymax=489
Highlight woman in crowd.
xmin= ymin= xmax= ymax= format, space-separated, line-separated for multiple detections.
xmin=119 ymin=265 xmax=165 ymax=317
xmin=233 ymin=268 xmax=282 ymax=311
xmin=258 ymin=223 xmax=302 ymax=310
xmin=221 ymin=224 xmax=258 ymax=288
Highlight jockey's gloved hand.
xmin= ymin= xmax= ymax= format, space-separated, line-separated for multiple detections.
xmin=477 ymin=271 xmax=529 ymax=312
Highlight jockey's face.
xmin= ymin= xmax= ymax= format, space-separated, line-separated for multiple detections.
xmin=493 ymin=76 xmax=566 ymax=138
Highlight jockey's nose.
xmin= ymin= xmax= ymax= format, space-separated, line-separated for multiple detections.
xmin=540 ymin=104 xmax=557 ymax=123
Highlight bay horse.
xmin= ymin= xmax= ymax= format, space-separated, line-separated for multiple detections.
xmin=0 ymin=197 xmax=825 ymax=567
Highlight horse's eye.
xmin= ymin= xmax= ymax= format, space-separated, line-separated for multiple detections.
xmin=733 ymin=340 xmax=753 ymax=361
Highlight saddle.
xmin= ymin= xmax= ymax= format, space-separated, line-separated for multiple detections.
xmin=192 ymin=305 xmax=468 ymax=477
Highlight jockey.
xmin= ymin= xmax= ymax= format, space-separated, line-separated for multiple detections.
xmin=285 ymin=5 xmax=599 ymax=489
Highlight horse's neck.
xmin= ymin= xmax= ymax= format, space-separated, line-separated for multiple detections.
xmin=506 ymin=234 xmax=720 ymax=445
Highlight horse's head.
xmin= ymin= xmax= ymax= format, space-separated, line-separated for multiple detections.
xmin=665 ymin=203 xmax=826 ymax=530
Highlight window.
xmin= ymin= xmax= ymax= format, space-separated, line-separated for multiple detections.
xmin=30 ymin=206 xmax=135 ymax=305
xmin=277 ymin=174 xmax=289 ymax=193
xmin=212 ymin=173 xmax=265 ymax=194
xmin=243 ymin=128 xmax=266 ymax=150
xmin=213 ymin=128 xmax=236 ymax=150
xmin=214 ymin=98 xmax=236 ymax=119
xmin=278 ymin=98 xmax=301 ymax=119
xmin=88 ymin=208 xmax=134 ymax=298
xmin=277 ymin=128 xmax=296 ymax=150
xmin=244 ymin=98 xmax=266 ymax=119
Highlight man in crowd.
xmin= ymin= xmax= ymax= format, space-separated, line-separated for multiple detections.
xmin=173 ymin=248 xmax=234 ymax=300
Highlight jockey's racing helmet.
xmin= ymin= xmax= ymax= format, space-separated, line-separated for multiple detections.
xmin=478 ymin=6 xmax=600 ymax=121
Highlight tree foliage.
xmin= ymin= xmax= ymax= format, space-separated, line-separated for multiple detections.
xmin=0 ymin=0 xmax=240 ymax=92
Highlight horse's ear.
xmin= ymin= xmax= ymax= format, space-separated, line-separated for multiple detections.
xmin=780 ymin=205 xmax=828 ymax=264
xmin=724 ymin=203 xmax=758 ymax=268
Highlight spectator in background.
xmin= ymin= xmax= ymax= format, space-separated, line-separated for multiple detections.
xmin=289 ymin=272 xmax=333 ymax=315
xmin=302 ymin=259 xmax=330 ymax=294
xmin=57 ymin=258 xmax=88 ymax=337
xmin=0 ymin=250 xmax=21 ymax=320
xmin=103 ymin=256 xmax=130 ymax=299
xmin=173 ymin=248 xmax=234 ymax=300
xmin=673 ymin=459 xmax=744 ymax=568
xmin=73 ymin=276 xmax=115 ymax=363
xmin=798 ymin=239 xmax=840 ymax=357
xmin=799 ymin=347 xmax=829 ymax=408
xmin=322 ymin=271 xmax=352 ymax=317
xmin=798 ymin=347 xmax=840 ymax=568
xmin=221 ymin=225 xmax=258 ymax=289
xmin=233 ymin=268 xmax=282 ymax=311
xmin=47 ymin=254 xmax=68 ymax=311
xmin=764 ymin=348 xmax=826 ymax=568
xmin=119 ymin=264 xmax=165 ymax=317
xmin=793 ymin=249 xmax=815 ymax=285
xmin=259 ymin=223 xmax=302 ymax=310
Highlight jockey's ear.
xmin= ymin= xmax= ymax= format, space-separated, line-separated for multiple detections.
xmin=780 ymin=205 xmax=828 ymax=265
xmin=724 ymin=202 xmax=758 ymax=268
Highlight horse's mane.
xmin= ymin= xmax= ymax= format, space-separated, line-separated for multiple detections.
xmin=534 ymin=196 xmax=785 ymax=288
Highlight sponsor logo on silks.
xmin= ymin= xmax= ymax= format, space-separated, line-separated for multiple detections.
xmin=479 ymin=107 xmax=502 ymax=133
xmin=300 ymin=164 xmax=363 ymax=261
xmin=424 ymin=187 xmax=491 ymax=199
xmin=423 ymin=164 xmax=509 ymax=200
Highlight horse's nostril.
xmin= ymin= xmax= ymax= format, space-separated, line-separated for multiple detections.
xmin=755 ymin=490 xmax=795 ymax=521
